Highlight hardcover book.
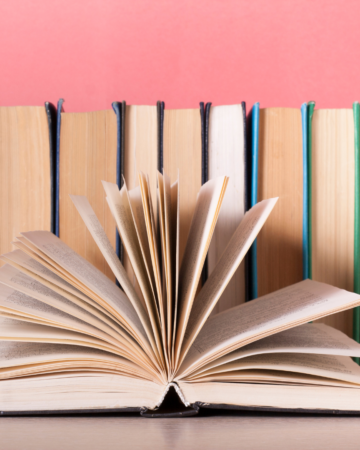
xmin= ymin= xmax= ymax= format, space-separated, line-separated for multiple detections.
xmin=0 ymin=103 xmax=56 ymax=262
xmin=2 ymin=173 xmax=360 ymax=416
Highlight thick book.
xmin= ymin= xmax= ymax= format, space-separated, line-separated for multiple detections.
xmin=249 ymin=105 xmax=304 ymax=300
xmin=205 ymin=102 xmax=248 ymax=312
xmin=307 ymin=103 xmax=359 ymax=339
xmin=56 ymin=100 xmax=118 ymax=281
xmin=0 ymin=103 xmax=56 ymax=260
xmin=2 ymin=174 xmax=360 ymax=415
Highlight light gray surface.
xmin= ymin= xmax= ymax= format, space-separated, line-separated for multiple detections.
xmin=1 ymin=414 xmax=360 ymax=450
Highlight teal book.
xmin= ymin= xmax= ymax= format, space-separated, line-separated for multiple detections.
xmin=248 ymin=104 xmax=306 ymax=301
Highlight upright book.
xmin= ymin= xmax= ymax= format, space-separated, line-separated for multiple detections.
xmin=308 ymin=103 xmax=358 ymax=338
xmin=206 ymin=103 xmax=248 ymax=312
xmin=249 ymin=104 xmax=304 ymax=300
xmin=0 ymin=103 xmax=56 ymax=263
xmin=56 ymin=99 xmax=118 ymax=281
xmin=2 ymin=175 xmax=360 ymax=415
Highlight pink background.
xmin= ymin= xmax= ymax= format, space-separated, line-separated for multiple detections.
xmin=1 ymin=0 xmax=359 ymax=112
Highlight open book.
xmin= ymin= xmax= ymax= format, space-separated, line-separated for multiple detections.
xmin=2 ymin=173 xmax=360 ymax=416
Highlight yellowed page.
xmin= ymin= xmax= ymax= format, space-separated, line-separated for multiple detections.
xmin=191 ymin=353 xmax=360 ymax=386
xmin=163 ymin=172 xmax=173 ymax=350
xmin=1 ymin=250 xmax=97 ymax=307
xmin=180 ymin=198 xmax=277 ymax=363
xmin=192 ymin=323 xmax=360 ymax=377
xmin=19 ymin=231 xmax=151 ymax=354
xmin=101 ymin=181 xmax=163 ymax=366
xmin=0 ymin=264 xmax=129 ymax=346
xmin=177 ymin=279 xmax=360 ymax=379
xmin=157 ymin=172 xmax=168 ymax=336
xmin=138 ymin=174 xmax=167 ymax=345
xmin=0 ymin=107 xmax=51 ymax=268
xmin=174 ymin=177 xmax=228 ymax=362
xmin=0 ymin=341 xmax=154 ymax=382
xmin=171 ymin=178 xmax=180 ymax=365
xmin=123 ymin=105 xmax=158 ymax=299
xmin=0 ymin=283 xmax=132 ymax=354
xmin=126 ymin=185 xmax=153 ymax=280
xmin=70 ymin=194 xmax=159 ymax=360
xmin=312 ymin=109 xmax=354 ymax=336
xmin=0 ymin=316 xmax=125 ymax=355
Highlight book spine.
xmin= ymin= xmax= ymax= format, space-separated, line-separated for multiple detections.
xmin=301 ymin=103 xmax=309 ymax=280
xmin=353 ymin=101 xmax=360 ymax=359
xmin=112 ymin=101 xmax=124 ymax=266
xmin=248 ymin=102 xmax=260 ymax=300
xmin=157 ymin=100 xmax=165 ymax=282
xmin=157 ymin=101 xmax=164 ymax=173
xmin=44 ymin=102 xmax=57 ymax=235
xmin=306 ymin=101 xmax=315 ymax=279
xmin=241 ymin=101 xmax=249 ymax=302
xmin=55 ymin=99 xmax=64 ymax=238
xmin=201 ymin=102 xmax=210 ymax=285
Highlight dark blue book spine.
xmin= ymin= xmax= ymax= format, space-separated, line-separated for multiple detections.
xmin=55 ymin=99 xmax=64 ymax=238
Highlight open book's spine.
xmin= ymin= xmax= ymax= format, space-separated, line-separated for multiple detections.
xmin=44 ymin=102 xmax=57 ymax=235
xmin=353 ymin=101 xmax=360 ymax=357
xmin=248 ymin=102 xmax=260 ymax=301
xmin=111 ymin=101 xmax=125 ymax=266
xmin=55 ymin=99 xmax=65 ymax=237
xmin=201 ymin=102 xmax=210 ymax=285
xmin=301 ymin=103 xmax=309 ymax=280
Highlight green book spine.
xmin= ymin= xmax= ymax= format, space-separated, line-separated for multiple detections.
xmin=307 ymin=102 xmax=315 ymax=280
xmin=353 ymin=102 xmax=360 ymax=363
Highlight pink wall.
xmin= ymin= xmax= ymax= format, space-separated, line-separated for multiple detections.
xmin=1 ymin=0 xmax=359 ymax=112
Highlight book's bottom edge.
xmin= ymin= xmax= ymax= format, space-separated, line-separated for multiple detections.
xmin=3 ymin=403 xmax=360 ymax=417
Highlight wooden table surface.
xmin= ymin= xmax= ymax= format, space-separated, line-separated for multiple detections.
xmin=1 ymin=412 xmax=360 ymax=450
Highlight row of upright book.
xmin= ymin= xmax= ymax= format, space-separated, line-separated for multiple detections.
xmin=1 ymin=100 xmax=359 ymax=340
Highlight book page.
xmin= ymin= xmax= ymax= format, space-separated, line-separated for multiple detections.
xmin=157 ymin=171 xmax=168 ymax=346
xmin=10 ymin=239 xmax=121 ymax=323
xmin=138 ymin=172 xmax=168 ymax=361
xmin=163 ymin=172 xmax=173 ymax=351
xmin=177 ymin=279 xmax=360 ymax=378
xmin=19 ymin=230 xmax=151 ymax=354
xmin=174 ymin=176 xmax=228 ymax=363
xmin=0 ymin=250 xmax=120 ymax=332
xmin=0 ymin=264 xmax=131 ymax=348
xmin=102 ymin=181 xmax=161 ymax=340
xmin=180 ymin=199 xmax=278 ymax=363
xmin=126 ymin=185 xmax=154 ymax=285
xmin=190 ymin=353 xmax=360 ymax=386
xmin=0 ymin=341 xmax=154 ymax=382
xmin=0 ymin=285 xmax=154 ymax=372
xmin=70 ymin=194 xmax=159 ymax=359
xmin=0 ymin=316 xmax=124 ymax=355
xmin=1 ymin=250 xmax=97 ymax=307
xmin=193 ymin=323 xmax=360 ymax=376
xmin=171 ymin=177 xmax=180 ymax=366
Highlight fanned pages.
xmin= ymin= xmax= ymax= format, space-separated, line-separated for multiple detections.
xmin=2 ymin=171 xmax=360 ymax=416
